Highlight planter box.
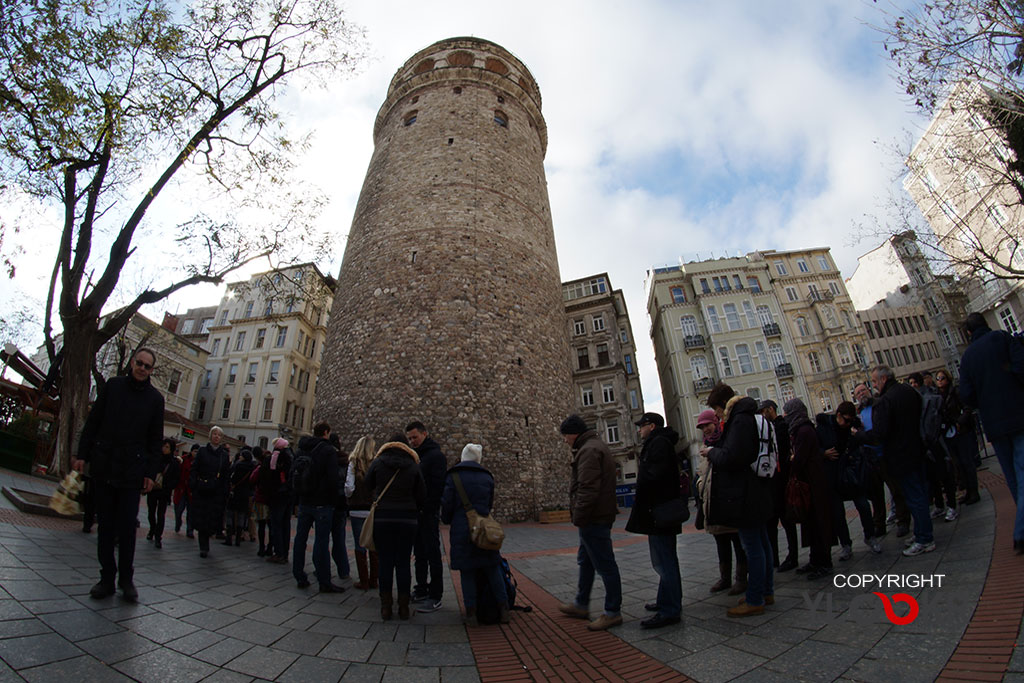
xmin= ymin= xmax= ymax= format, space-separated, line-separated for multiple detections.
xmin=0 ymin=431 xmax=35 ymax=474
xmin=539 ymin=509 xmax=570 ymax=524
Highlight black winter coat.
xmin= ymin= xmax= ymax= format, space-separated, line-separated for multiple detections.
xmin=440 ymin=461 xmax=501 ymax=570
xmin=862 ymin=377 xmax=924 ymax=478
xmin=227 ymin=458 xmax=255 ymax=512
xmin=705 ymin=396 xmax=773 ymax=529
xmin=626 ymin=426 xmax=681 ymax=535
xmin=190 ymin=443 xmax=230 ymax=532
xmin=960 ymin=325 xmax=1024 ymax=440
xmin=365 ymin=442 xmax=426 ymax=521
xmin=415 ymin=437 xmax=447 ymax=513
xmin=77 ymin=375 xmax=165 ymax=489
xmin=294 ymin=436 xmax=340 ymax=508
xmin=150 ymin=453 xmax=181 ymax=502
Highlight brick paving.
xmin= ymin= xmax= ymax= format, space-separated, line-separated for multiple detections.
xmin=0 ymin=457 xmax=1019 ymax=681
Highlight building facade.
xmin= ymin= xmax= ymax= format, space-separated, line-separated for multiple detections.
xmin=563 ymin=273 xmax=644 ymax=488
xmin=316 ymin=38 xmax=575 ymax=521
xmin=646 ymin=255 xmax=806 ymax=448
xmin=188 ymin=264 xmax=335 ymax=449
xmin=857 ymin=304 xmax=946 ymax=379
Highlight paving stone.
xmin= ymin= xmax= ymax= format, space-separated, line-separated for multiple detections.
xmin=340 ymin=662 xmax=386 ymax=682
xmin=19 ymin=654 xmax=132 ymax=682
xmin=194 ymin=637 xmax=254 ymax=666
xmin=77 ymin=630 xmax=161 ymax=664
xmin=761 ymin=640 xmax=865 ymax=680
xmin=0 ymin=580 xmax=67 ymax=602
xmin=20 ymin=598 xmax=85 ymax=615
xmin=38 ymin=608 xmax=122 ymax=641
xmin=392 ymin=624 xmax=425 ymax=643
xmin=439 ymin=666 xmax=480 ymax=683
xmin=114 ymin=646 xmax=219 ymax=683
xmin=198 ymin=668 xmax=254 ymax=683
xmin=381 ymin=666 xmax=439 ymax=682
xmin=279 ymin=612 xmax=322 ymax=631
xmin=405 ymin=643 xmax=474 ymax=667
xmin=309 ymin=617 xmax=371 ymax=639
xmin=0 ymin=619 xmax=51 ymax=639
xmin=320 ymin=636 xmax=377 ymax=663
xmin=272 ymin=630 xmax=333 ymax=656
xmin=150 ymin=598 xmax=208 ymax=619
xmin=165 ymin=629 xmax=226 ymax=655
xmin=223 ymin=645 xmax=298 ymax=679
xmin=424 ymin=624 xmax=468 ymax=644
xmin=120 ymin=611 xmax=200 ymax=644
xmin=277 ymin=653 xmax=347 ymax=682
xmin=670 ymin=644 xmax=767 ymax=683
xmin=0 ymin=632 xmax=83 ymax=670
xmin=369 ymin=641 xmax=409 ymax=666
xmin=840 ymin=656 xmax=942 ymax=683
xmin=182 ymin=608 xmax=242 ymax=631
xmin=216 ymin=618 xmax=289 ymax=646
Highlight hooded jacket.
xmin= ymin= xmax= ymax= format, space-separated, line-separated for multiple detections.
xmin=569 ymin=430 xmax=618 ymax=527
xmin=440 ymin=460 xmax=501 ymax=570
xmin=705 ymin=396 xmax=773 ymax=529
xmin=294 ymin=435 xmax=340 ymax=508
xmin=414 ymin=436 xmax=448 ymax=512
xmin=365 ymin=442 xmax=426 ymax=520
xmin=625 ymin=425 xmax=681 ymax=535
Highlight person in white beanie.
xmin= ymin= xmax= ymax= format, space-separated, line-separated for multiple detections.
xmin=440 ymin=444 xmax=509 ymax=625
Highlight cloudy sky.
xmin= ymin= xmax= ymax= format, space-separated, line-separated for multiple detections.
xmin=3 ymin=0 xmax=928 ymax=417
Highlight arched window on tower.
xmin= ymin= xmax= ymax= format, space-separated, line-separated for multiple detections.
xmin=494 ymin=110 xmax=508 ymax=128
xmin=403 ymin=110 xmax=418 ymax=127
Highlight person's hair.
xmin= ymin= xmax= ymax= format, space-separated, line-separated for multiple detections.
xmin=935 ymin=370 xmax=950 ymax=382
xmin=405 ymin=421 xmax=427 ymax=433
xmin=210 ymin=425 xmax=224 ymax=436
xmin=313 ymin=421 xmax=330 ymax=438
xmin=706 ymin=383 xmax=735 ymax=410
xmin=853 ymin=382 xmax=869 ymax=392
xmin=871 ymin=365 xmax=894 ymax=382
xmin=964 ymin=312 xmax=987 ymax=333
xmin=162 ymin=437 xmax=177 ymax=452
xmin=349 ymin=436 xmax=377 ymax=479
xmin=836 ymin=401 xmax=857 ymax=419
xmin=908 ymin=372 xmax=924 ymax=386
xmin=388 ymin=432 xmax=409 ymax=445
xmin=134 ymin=347 xmax=157 ymax=365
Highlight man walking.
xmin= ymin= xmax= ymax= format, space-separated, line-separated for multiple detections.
xmin=292 ymin=422 xmax=345 ymax=592
xmin=959 ymin=312 xmax=1024 ymax=553
xmin=557 ymin=415 xmax=623 ymax=631
xmin=406 ymin=421 xmax=446 ymax=612
xmin=73 ymin=348 xmax=164 ymax=602
xmin=626 ymin=412 xmax=682 ymax=629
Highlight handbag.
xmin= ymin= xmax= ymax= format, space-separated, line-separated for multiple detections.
xmin=359 ymin=471 xmax=399 ymax=552
xmin=451 ymin=472 xmax=504 ymax=551
xmin=652 ymin=497 xmax=689 ymax=528
xmin=784 ymin=477 xmax=811 ymax=524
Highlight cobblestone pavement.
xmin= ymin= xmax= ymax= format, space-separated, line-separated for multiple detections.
xmin=0 ymin=458 xmax=1019 ymax=682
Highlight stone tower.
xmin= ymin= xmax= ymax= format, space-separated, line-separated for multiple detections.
xmin=317 ymin=37 xmax=575 ymax=521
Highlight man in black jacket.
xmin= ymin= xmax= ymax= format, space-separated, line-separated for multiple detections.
xmin=626 ymin=412 xmax=682 ymax=629
xmin=73 ymin=348 xmax=164 ymax=602
xmin=407 ymin=421 xmax=446 ymax=611
xmin=292 ymin=422 xmax=344 ymax=593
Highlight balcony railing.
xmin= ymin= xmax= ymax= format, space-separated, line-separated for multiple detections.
xmin=683 ymin=334 xmax=706 ymax=349
xmin=808 ymin=290 xmax=835 ymax=303
xmin=693 ymin=377 xmax=716 ymax=393
xmin=774 ymin=363 xmax=794 ymax=378
xmin=762 ymin=322 xmax=781 ymax=337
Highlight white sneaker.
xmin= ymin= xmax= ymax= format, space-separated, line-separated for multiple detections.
xmin=867 ymin=537 xmax=882 ymax=554
xmin=902 ymin=541 xmax=936 ymax=557
xmin=944 ymin=507 xmax=958 ymax=522
xmin=838 ymin=544 xmax=852 ymax=561
xmin=930 ymin=507 xmax=944 ymax=519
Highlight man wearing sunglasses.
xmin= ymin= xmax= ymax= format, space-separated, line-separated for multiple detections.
xmin=73 ymin=348 xmax=165 ymax=602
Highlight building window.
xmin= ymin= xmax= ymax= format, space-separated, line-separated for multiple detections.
xmin=700 ymin=278 xmax=711 ymax=294
xmin=680 ymin=315 xmax=699 ymax=337
xmin=837 ymin=343 xmax=852 ymax=366
xmin=494 ymin=110 xmax=508 ymax=128
xmin=297 ymin=330 xmax=305 ymax=351
xmin=596 ymin=343 xmax=610 ymax=365
xmin=785 ymin=287 xmax=798 ymax=302
xmin=741 ymin=301 xmax=758 ymax=328
xmin=746 ymin=276 xmax=761 ymax=293
xmin=884 ymin=349 xmax=894 ymax=366
xmin=769 ymin=343 xmax=785 ymax=367
xmin=629 ymin=389 xmax=639 ymax=410
xmin=757 ymin=306 xmax=774 ymax=326
xmin=262 ymin=397 xmax=274 ymax=421
xmin=796 ymin=317 xmax=810 ymax=336
xmin=234 ymin=331 xmax=246 ymax=351
xmin=624 ymin=354 xmax=634 ymax=374
xmin=267 ymin=360 xmax=280 ymax=383
xmin=817 ymin=255 xmax=830 ymax=271
xmin=219 ymin=310 xmax=229 ymax=326
xmin=602 ymin=383 xmax=615 ymax=403
xmin=227 ymin=364 xmax=237 ymax=384
xmin=180 ymin=319 xmax=195 ymax=335
xmin=999 ymin=306 xmax=1021 ymax=333
xmin=819 ymin=390 xmax=833 ymax=412
xmin=204 ymin=370 xmax=212 ymax=388
xmin=723 ymin=303 xmax=742 ymax=331
xmin=670 ymin=287 xmax=686 ymax=303
xmin=592 ymin=315 xmax=605 ymax=332
xmin=244 ymin=301 xmax=254 ymax=318
xmin=797 ymin=258 xmax=809 ymax=273
xmin=577 ymin=347 xmax=590 ymax=370
xmin=221 ymin=397 xmax=231 ymax=420
xmin=781 ymin=384 xmax=795 ymax=402
xmin=808 ymin=351 xmax=822 ymax=373
xmin=563 ymin=277 xmax=607 ymax=301
xmin=733 ymin=275 xmax=743 ymax=289
xmin=200 ymin=318 xmax=213 ymax=334
xmin=196 ymin=398 xmax=206 ymax=421
xmin=620 ymin=328 xmax=629 ymax=344
xmin=240 ymin=397 xmax=251 ymax=421
xmin=254 ymin=328 xmax=266 ymax=349
xmin=275 ymin=326 xmax=288 ymax=347
xmin=264 ymin=298 xmax=275 ymax=317
xmin=573 ymin=319 xmax=585 ymax=336
xmin=823 ymin=306 xmax=838 ymax=328
xmin=853 ymin=343 xmax=867 ymax=366
xmin=581 ymin=387 xmax=594 ymax=407
xmin=882 ymin=319 xmax=892 ymax=336
xmin=606 ymin=420 xmax=620 ymax=444
xmin=829 ymin=281 xmax=841 ymax=296
xmin=210 ymin=338 xmax=221 ymax=356
xmin=736 ymin=344 xmax=754 ymax=374
xmin=718 ymin=347 xmax=733 ymax=377
xmin=706 ymin=306 xmax=722 ymax=334
xmin=754 ymin=341 xmax=769 ymax=371
xmin=289 ymin=364 xmax=297 ymax=387
xmin=404 ymin=110 xmax=417 ymax=126
xmin=774 ymin=261 xmax=788 ymax=276
xmin=746 ymin=387 xmax=762 ymax=400
xmin=864 ymin=322 xmax=875 ymax=339
xmin=246 ymin=362 xmax=257 ymax=384
xmin=691 ymin=354 xmax=710 ymax=379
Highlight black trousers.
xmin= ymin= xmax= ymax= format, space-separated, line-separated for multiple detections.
xmin=94 ymin=480 xmax=141 ymax=585
xmin=147 ymin=493 xmax=169 ymax=540
xmin=414 ymin=510 xmax=443 ymax=600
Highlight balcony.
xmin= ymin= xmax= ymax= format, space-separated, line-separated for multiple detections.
xmin=774 ymin=363 xmax=794 ymax=378
xmin=808 ymin=290 xmax=835 ymax=303
xmin=693 ymin=377 xmax=716 ymax=393
xmin=683 ymin=334 xmax=706 ymax=349
xmin=762 ymin=323 xmax=781 ymax=337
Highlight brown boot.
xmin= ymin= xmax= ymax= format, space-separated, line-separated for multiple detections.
xmin=710 ymin=561 xmax=731 ymax=593
xmin=353 ymin=551 xmax=370 ymax=590
xmin=398 ymin=594 xmax=414 ymax=620
xmin=380 ymin=591 xmax=393 ymax=621
xmin=498 ymin=602 xmax=511 ymax=624
xmin=369 ymin=551 xmax=379 ymax=589
xmin=728 ymin=561 xmax=748 ymax=596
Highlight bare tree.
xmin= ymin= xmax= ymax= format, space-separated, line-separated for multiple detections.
xmin=0 ymin=0 xmax=365 ymax=473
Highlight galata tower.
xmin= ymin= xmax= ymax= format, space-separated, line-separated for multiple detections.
xmin=317 ymin=37 xmax=575 ymax=521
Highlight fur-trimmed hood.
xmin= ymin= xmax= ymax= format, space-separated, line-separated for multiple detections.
xmin=722 ymin=395 xmax=757 ymax=423
xmin=375 ymin=441 xmax=420 ymax=463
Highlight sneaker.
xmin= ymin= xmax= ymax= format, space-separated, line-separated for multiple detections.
xmin=944 ymin=507 xmax=959 ymax=522
xmin=777 ymin=557 xmax=798 ymax=572
xmin=886 ymin=512 xmax=897 ymax=525
xmin=89 ymin=581 xmax=116 ymax=599
xmin=412 ymin=589 xmax=429 ymax=602
xmin=930 ymin=507 xmax=944 ymax=519
xmin=417 ymin=599 xmax=442 ymax=613
xmin=904 ymin=536 xmax=916 ymax=548
xmin=587 ymin=614 xmax=622 ymax=631
xmin=838 ymin=545 xmax=852 ymax=561
xmin=867 ymin=537 xmax=883 ymax=554
xmin=902 ymin=541 xmax=936 ymax=557
xmin=558 ymin=602 xmax=589 ymax=619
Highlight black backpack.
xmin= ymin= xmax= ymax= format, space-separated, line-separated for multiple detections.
xmin=290 ymin=449 xmax=316 ymax=498
xmin=476 ymin=556 xmax=532 ymax=624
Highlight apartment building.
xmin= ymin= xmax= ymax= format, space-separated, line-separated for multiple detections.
xmin=857 ymin=305 xmax=946 ymax=379
xmin=757 ymin=248 xmax=870 ymax=412
xmin=646 ymin=256 xmax=805 ymax=446
xmin=563 ymin=274 xmax=645 ymax=487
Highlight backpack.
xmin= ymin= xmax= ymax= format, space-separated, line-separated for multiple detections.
xmin=751 ymin=414 xmax=777 ymax=478
xmin=919 ymin=389 xmax=944 ymax=447
xmin=476 ymin=556 xmax=533 ymax=625
xmin=290 ymin=449 xmax=316 ymax=498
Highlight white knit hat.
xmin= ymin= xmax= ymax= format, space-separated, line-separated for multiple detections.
xmin=461 ymin=443 xmax=483 ymax=463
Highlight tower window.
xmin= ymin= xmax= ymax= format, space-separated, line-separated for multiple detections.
xmin=494 ymin=110 xmax=508 ymax=128
xmin=453 ymin=86 xmax=462 ymax=95
xmin=403 ymin=110 xmax=418 ymax=126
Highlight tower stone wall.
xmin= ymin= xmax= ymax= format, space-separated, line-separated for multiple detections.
xmin=317 ymin=38 xmax=576 ymax=521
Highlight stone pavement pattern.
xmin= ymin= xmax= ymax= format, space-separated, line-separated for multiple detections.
xmin=0 ymin=461 xmax=1019 ymax=682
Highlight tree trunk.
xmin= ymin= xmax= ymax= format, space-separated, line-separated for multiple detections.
xmin=49 ymin=326 xmax=97 ymax=477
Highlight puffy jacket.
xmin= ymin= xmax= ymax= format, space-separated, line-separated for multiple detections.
xmin=365 ymin=442 xmax=426 ymax=519
xmin=960 ymin=325 xmax=1024 ymax=439
xmin=415 ymin=437 xmax=448 ymax=512
xmin=569 ymin=430 xmax=618 ymax=527
xmin=440 ymin=461 xmax=501 ymax=570
xmin=705 ymin=396 xmax=773 ymax=529
xmin=625 ymin=426 xmax=681 ymax=535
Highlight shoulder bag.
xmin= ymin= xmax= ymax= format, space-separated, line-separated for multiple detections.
xmin=359 ymin=471 xmax=399 ymax=552
xmin=452 ymin=472 xmax=504 ymax=551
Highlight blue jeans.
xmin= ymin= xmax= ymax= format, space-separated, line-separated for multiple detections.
xmin=350 ymin=515 xmax=367 ymax=553
xmin=736 ymin=524 xmax=774 ymax=607
xmin=331 ymin=509 xmax=351 ymax=578
xmin=574 ymin=524 xmax=622 ymax=617
xmin=461 ymin=565 xmax=508 ymax=609
xmin=993 ymin=431 xmax=1024 ymax=542
xmin=292 ymin=504 xmax=334 ymax=586
xmin=648 ymin=534 xmax=681 ymax=618
xmin=899 ymin=465 xmax=934 ymax=544
xmin=174 ymin=497 xmax=192 ymax=534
